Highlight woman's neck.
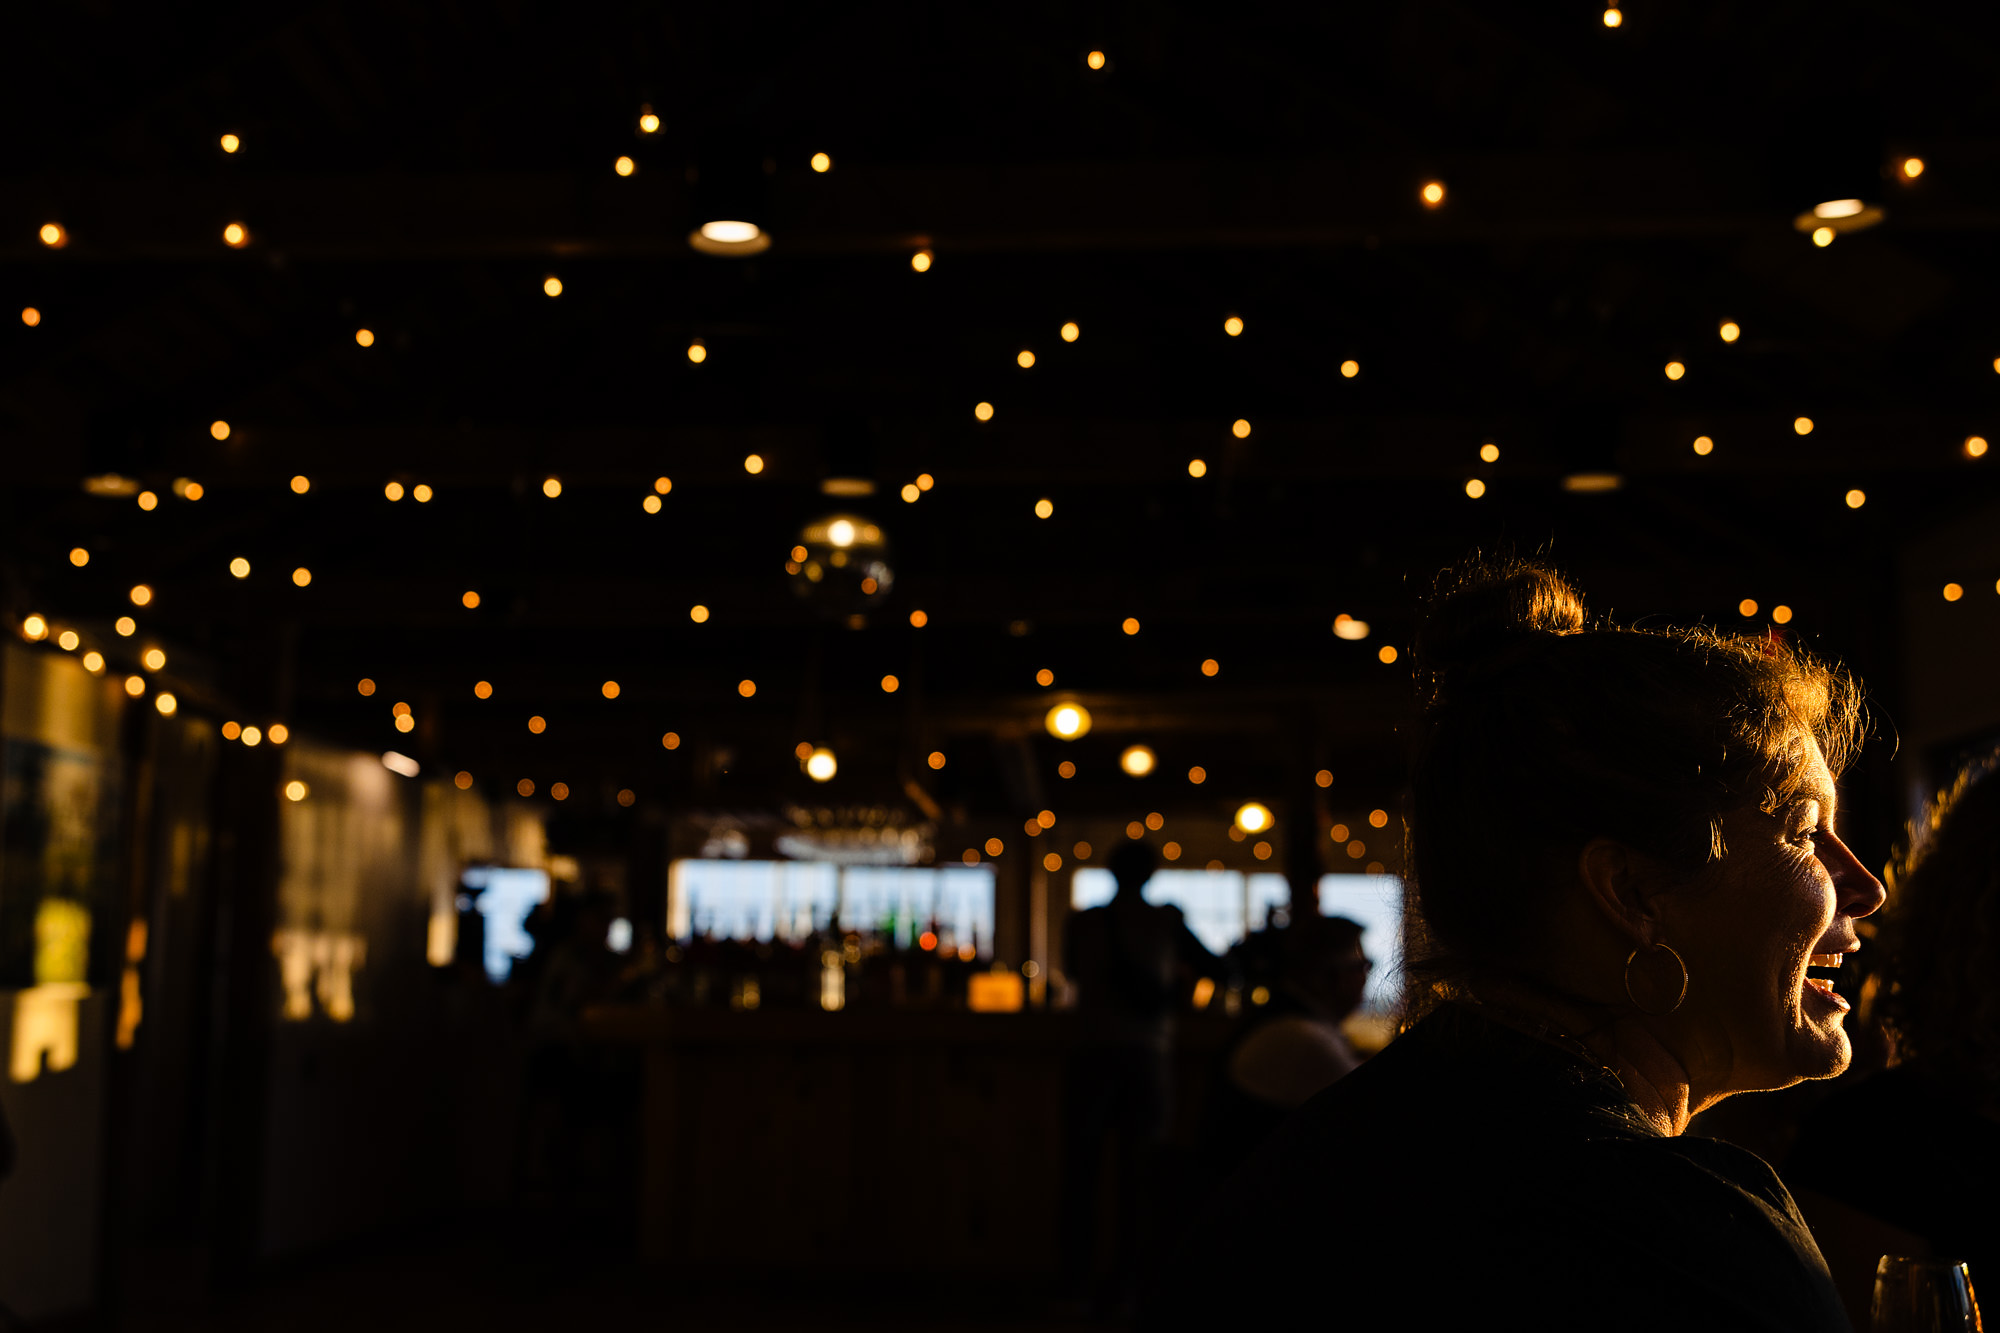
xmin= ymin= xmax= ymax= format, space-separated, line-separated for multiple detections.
xmin=1466 ymin=979 xmax=1697 ymax=1136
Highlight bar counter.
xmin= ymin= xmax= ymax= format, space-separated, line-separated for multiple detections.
xmin=584 ymin=1005 xmax=1238 ymax=1276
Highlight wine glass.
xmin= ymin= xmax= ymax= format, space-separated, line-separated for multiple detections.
xmin=1872 ymin=1255 xmax=1984 ymax=1332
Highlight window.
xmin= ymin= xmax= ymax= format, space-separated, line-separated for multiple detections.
xmin=460 ymin=867 xmax=549 ymax=983
xmin=668 ymin=860 xmax=996 ymax=955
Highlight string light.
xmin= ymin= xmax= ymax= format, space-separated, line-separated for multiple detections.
xmin=1794 ymin=417 xmax=1815 ymax=436
xmin=1340 ymin=360 xmax=1360 ymax=378
xmin=137 ymin=491 xmax=158 ymax=510
xmin=1188 ymin=459 xmax=1207 ymax=477
xmin=290 ymin=475 xmax=310 ymax=494
xmin=142 ymin=647 xmax=166 ymax=671
xmin=1966 ymin=436 xmax=1989 ymax=459
xmin=614 ymin=156 xmax=635 ymax=176
xmin=413 ymin=484 xmax=432 ymax=502
xmin=1224 ymin=315 xmax=1244 ymax=337
xmin=1421 ymin=181 xmax=1445 ymax=208
xmin=1693 ymin=436 xmax=1715 ymax=456
xmin=1017 ymin=350 xmax=1036 ymax=369
xmin=81 ymin=651 xmax=103 ymax=674
xmin=1664 ymin=361 xmax=1686 ymax=381
xmin=1465 ymin=478 xmax=1487 ymax=498
xmin=1479 ymin=443 xmax=1500 ymax=463
xmin=744 ymin=454 xmax=764 ymax=474
xmin=1061 ymin=322 xmax=1080 ymax=342
xmin=974 ymin=401 xmax=994 ymax=421
xmin=687 ymin=340 xmax=707 ymax=363
xmin=286 ymin=782 xmax=311 ymax=804
xmin=1232 ymin=419 xmax=1251 ymax=439
xmin=115 ymin=617 xmax=135 ymax=636
xmin=355 ymin=329 xmax=375 ymax=347
xmin=543 ymin=477 xmax=562 ymax=498
xmin=543 ymin=276 xmax=562 ymax=297
xmin=39 ymin=223 xmax=66 ymax=249
xmin=911 ymin=249 xmax=933 ymax=273
xmin=180 ymin=480 xmax=204 ymax=500
xmin=292 ymin=567 xmax=312 ymax=587
xmin=655 ymin=476 xmax=673 ymax=494
xmin=901 ymin=484 xmax=920 ymax=502
xmin=1845 ymin=489 xmax=1867 ymax=509
xmin=1719 ymin=321 xmax=1741 ymax=343
xmin=57 ymin=630 xmax=79 ymax=651
xmin=230 ymin=557 xmax=250 ymax=578
xmin=1943 ymin=583 xmax=1964 ymax=602
xmin=130 ymin=585 xmax=153 ymax=607
xmin=21 ymin=307 xmax=40 ymax=327
xmin=211 ymin=420 xmax=231 ymax=441
xmin=810 ymin=152 xmax=832 ymax=173
xmin=1035 ymin=498 xmax=1054 ymax=519
xmin=124 ymin=676 xmax=145 ymax=697
xmin=220 ymin=134 xmax=240 ymax=153
xmin=384 ymin=481 xmax=406 ymax=501
xmin=222 ymin=222 xmax=249 ymax=248
xmin=917 ymin=474 xmax=934 ymax=491
xmin=1772 ymin=606 xmax=1794 ymax=624
xmin=269 ymin=724 xmax=289 ymax=745
xmin=223 ymin=722 xmax=241 ymax=740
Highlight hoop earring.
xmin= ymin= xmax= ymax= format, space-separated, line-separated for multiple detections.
xmin=1624 ymin=943 xmax=1688 ymax=1016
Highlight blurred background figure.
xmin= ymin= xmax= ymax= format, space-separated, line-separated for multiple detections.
xmin=1060 ymin=841 xmax=1214 ymax=1314
xmin=1787 ymin=754 xmax=2000 ymax=1327
xmin=1197 ymin=915 xmax=1369 ymax=1176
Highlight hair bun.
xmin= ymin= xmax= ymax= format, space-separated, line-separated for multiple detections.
xmin=1415 ymin=557 xmax=1586 ymax=680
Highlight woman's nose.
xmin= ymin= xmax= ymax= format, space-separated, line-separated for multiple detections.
xmin=1828 ymin=833 xmax=1887 ymax=920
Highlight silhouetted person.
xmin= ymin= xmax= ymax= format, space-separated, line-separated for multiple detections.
xmin=1787 ymin=753 xmax=2000 ymax=1327
xmin=1060 ymin=841 xmax=1213 ymax=1313
xmin=1150 ymin=557 xmax=1882 ymax=1332
xmin=1197 ymin=915 xmax=1370 ymax=1176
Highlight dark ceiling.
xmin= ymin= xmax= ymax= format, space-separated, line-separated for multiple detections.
xmin=4 ymin=0 xmax=1998 ymax=858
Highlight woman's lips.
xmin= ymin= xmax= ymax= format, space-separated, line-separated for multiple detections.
xmin=1803 ymin=953 xmax=1851 ymax=1012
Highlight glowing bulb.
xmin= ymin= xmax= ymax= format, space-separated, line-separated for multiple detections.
xmin=1966 ymin=436 xmax=1989 ymax=459
xmin=1086 ymin=49 xmax=1106 ymax=69
xmin=1232 ymin=419 xmax=1251 ymax=439
xmin=973 ymin=401 xmax=994 ymax=421
xmin=1120 ymin=745 xmax=1155 ymax=777
xmin=1845 ymin=488 xmax=1867 ymax=509
xmin=130 ymin=584 xmax=153 ymax=607
xmin=1602 ymin=7 xmax=1622 ymax=26
xmin=543 ymin=276 xmax=563 ymax=297
xmin=81 ymin=651 xmax=103 ymax=673
xmin=222 ymin=222 xmax=249 ymax=248
xmin=1340 ymin=359 xmax=1359 ymax=378
xmin=385 ymin=481 xmax=405 ymax=500
xmin=412 ymin=484 xmax=432 ymax=503
xmin=1034 ymin=498 xmax=1054 ymax=519
xmin=543 ymin=477 xmax=562 ymax=498
xmin=1719 ymin=321 xmax=1740 ymax=343
xmin=230 ymin=557 xmax=250 ymax=579
xmin=1235 ymin=802 xmax=1273 ymax=834
xmin=56 ymin=630 xmax=78 ymax=651
xmin=292 ymin=567 xmax=311 ymax=587
xmin=1693 ymin=436 xmax=1714 ymax=456
xmin=690 ymin=604 xmax=710 ymax=623
xmin=828 ymin=519 xmax=857 ymax=547
xmin=290 ymin=475 xmax=310 ymax=494
xmin=1224 ymin=315 xmax=1244 ymax=336
xmin=810 ymin=152 xmax=832 ymax=172
xmin=1812 ymin=226 xmax=1835 ymax=247
xmin=137 ymin=491 xmax=157 ymax=509
xmin=1061 ymin=322 xmax=1079 ymax=342
xmin=614 ymin=155 xmax=635 ymax=176
xmin=39 ymin=222 xmax=66 ymax=248
xmin=743 ymin=454 xmax=764 ymax=474
xmin=1017 ymin=350 xmax=1036 ymax=369
xmin=1122 ymin=617 xmax=1140 ymax=635
xmin=806 ymin=748 xmax=837 ymax=781
xmin=1465 ymin=478 xmax=1487 ymax=498
xmin=1944 ymin=583 xmax=1964 ymax=602
xmin=21 ymin=307 xmax=40 ymax=327
xmin=687 ymin=341 xmax=707 ymax=363
xmin=220 ymin=134 xmax=240 ymax=153
xmin=1188 ymin=459 xmax=1207 ymax=477
xmin=1794 ymin=417 xmax=1814 ymax=436
xmin=114 ymin=617 xmax=135 ymax=636
xmin=1902 ymin=157 xmax=1925 ymax=179
xmin=639 ymin=111 xmax=659 ymax=133
xmin=1045 ymin=703 xmax=1091 ymax=739
xmin=461 ymin=591 xmax=480 ymax=609
xmin=1421 ymin=181 xmax=1445 ymax=207
xmin=911 ymin=250 xmax=933 ymax=273
xmin=155 ymin=692 xmax=177 ymax=716
xmin=355 ymin=328 xmax=375 ymax=347
xmin=211 ymin=420 xmax=231 ymax=441
xmin=1664 ymin=361 xmax=1685 ymax=381
xmin=68 ymin=547 xmax=89 ymax=567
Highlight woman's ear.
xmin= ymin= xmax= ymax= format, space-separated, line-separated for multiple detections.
xmin=1576 ymin=838 xmax=1659 ymax=946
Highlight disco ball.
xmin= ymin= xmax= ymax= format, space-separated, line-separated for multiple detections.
xmin=789 ymin=514 xmax=893 ymax=618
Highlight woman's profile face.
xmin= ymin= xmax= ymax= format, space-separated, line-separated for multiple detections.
xmin=1660 ymin=737 xmax=1887 ymax=1095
